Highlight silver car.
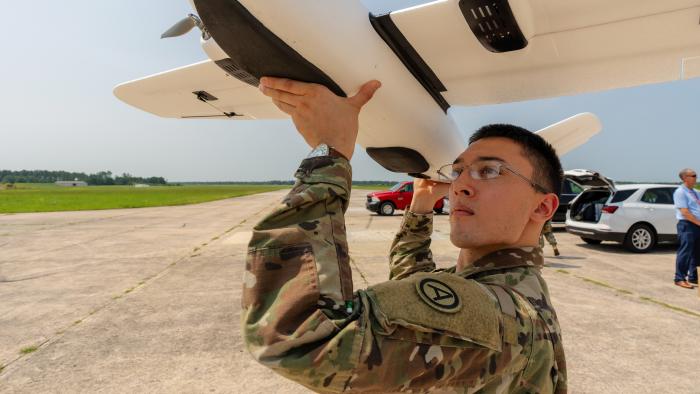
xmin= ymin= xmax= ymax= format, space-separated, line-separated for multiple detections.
xmin=565 ymin=184 xmax=678 ymax=253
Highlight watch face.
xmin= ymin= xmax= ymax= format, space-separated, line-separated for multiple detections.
xmin=308 ymin=144 xmax=330 ymax=158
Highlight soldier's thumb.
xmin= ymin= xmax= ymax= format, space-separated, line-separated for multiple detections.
xmin=349 ymin=80 xmax=381 ymax=108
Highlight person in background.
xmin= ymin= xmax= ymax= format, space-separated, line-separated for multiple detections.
xmin=673 ymin=168 xmax=700 ymax=289
xmin=539 ymin=220 xmax=560 ymax=256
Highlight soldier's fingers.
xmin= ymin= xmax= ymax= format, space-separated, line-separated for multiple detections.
xmin=272 ymin=99 xmax=295 ymax=115
xmin=260 ymin=86 xmax=302 ymax=107
xmin=260 ymin=77 xmax=310 ymax=95
xmin=348 ymin=80 xmax=381 ymax=108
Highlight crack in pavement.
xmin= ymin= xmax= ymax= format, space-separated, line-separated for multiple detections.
xmin=0 ymin=271 xmax=61 ymax=283
xmin=3 ymin=215 xmax=203 ymax=262
xmin=0 ymin=212 xmax=140 ymax=236
xmin=364 ymin=215 xmax=373 ymax=230
xmin=0 ymin=203 xmax=276 ymax=374
xmin=555 ymin=270 xmax=700 ymax=319
xmin=0 ymin=204 xmax=254 ymax=263
xmin=349 ymin=256 xmax=370 ymax=287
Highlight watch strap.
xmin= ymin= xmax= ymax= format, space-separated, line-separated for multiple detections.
xmin=328 ymin=147 xmax=348 ymax=161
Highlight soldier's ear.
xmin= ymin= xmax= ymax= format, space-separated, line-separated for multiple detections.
xmin=532 ymin=193 xmax=558 ymax=223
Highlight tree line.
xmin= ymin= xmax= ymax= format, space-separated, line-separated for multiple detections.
xmin=0 ymin=170 xmax=167 ymax=185
xmin=180 ymin=180 xmax=396 ymax=185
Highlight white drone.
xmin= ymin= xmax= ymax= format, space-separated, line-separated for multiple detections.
xmin=115 ymin=0 xmax=700 ymax=179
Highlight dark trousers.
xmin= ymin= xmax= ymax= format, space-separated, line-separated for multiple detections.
xmin=675 ymin=220 xmax=700 ymax=282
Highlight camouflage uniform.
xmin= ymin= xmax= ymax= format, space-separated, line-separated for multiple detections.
xmin=539 ymin=221 xmax=560 ymax=256
xmin=243 ymin=157 xmax=566 ymax=393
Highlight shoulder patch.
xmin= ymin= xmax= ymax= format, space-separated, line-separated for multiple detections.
xmin=367 ymin=272 xmax=502 ymax=351
xmin=416 ymin=278 xmax=461 ymax=313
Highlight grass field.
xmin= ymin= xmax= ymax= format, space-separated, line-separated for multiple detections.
xmin=0 ymin=184 xmax=289 ymax=214
xmin=0 ymin=182 xmax=399 ymax=214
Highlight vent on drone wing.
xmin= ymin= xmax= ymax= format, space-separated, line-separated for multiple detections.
xmin=459 ymin=0 xmax=528 ymax=53
xmin=190 ymin=90 xmax=243 ymax=118
xmin=215 ymin=58 xmax=260 ymax=87
xmin=193 ymin=90 xmax=218 ymax=102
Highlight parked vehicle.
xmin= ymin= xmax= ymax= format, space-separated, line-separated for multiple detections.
xmin=366 ymin=181 xmax=444 ymax=216
xmin=442 ymin=196 xmax=451 ymax=214
xmin=553 ymin=169 xmax=614 ymax=223
xmin=566 ymin=183 xmax=678 ymax=253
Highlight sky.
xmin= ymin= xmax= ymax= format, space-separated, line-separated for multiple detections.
xmin=1 ymin=0 xmax=698 ymax=182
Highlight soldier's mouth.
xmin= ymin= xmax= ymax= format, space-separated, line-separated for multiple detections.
xmin=452 ymin=207 xmax=474 ymax=216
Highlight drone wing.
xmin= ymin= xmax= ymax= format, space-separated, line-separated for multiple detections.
xmin=113 ymin=60 xmax=285 ymax=119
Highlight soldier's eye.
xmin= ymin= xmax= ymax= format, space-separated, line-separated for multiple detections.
xmin=476 ymin=164 xmax=500 ymax=179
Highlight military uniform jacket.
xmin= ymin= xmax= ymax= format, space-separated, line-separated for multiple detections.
xmin=243 ymin=157 xmax=567 ymax=393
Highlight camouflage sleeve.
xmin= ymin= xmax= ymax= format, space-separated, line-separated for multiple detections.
xmin=242 ymin=157 xmax=536 ymax=393
xmin=388 ymin=210 xmax=436 ymax=280
xmin=242 ymin=156 xmax=361 ymax=391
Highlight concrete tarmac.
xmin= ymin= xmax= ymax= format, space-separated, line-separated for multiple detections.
xmin=1 ymin=189 xmax=699 ymax=393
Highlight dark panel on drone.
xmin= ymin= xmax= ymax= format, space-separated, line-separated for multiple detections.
xmin=370 ymin=13 xmax=450 ymax=113
xmin=195 ymin=0 xmax=346 ymax=97
xmin=366 ymin=147 xmax=430 ymax=173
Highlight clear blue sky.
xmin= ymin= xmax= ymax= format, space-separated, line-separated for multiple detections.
xmin=1 ymin=1 xmax=697 ymax=182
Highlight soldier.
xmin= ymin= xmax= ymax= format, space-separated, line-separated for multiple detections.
xmin=243 ymin=77 xmax=566 ymax=393
xmin=539 ymin=220 xmax=560 ymax=256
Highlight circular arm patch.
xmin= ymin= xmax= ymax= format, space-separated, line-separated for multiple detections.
xmin=416 ymin=278 xmax=461 ymax=313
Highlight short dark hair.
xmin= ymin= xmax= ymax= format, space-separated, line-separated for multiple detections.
xmin=468 ymin=124 xmax=563 ymax=196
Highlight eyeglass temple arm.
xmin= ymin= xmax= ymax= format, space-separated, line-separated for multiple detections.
xmin=503 ymin=166 xmax=550 ymax=194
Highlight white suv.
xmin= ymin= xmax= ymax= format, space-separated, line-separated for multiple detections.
xmin=565 ymin=184 xmax=679 ymax=253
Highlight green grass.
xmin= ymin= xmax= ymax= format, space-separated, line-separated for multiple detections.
xmin=639 ymin=296 xmax=700 ymax=318
xmin=20 ymin=346 xmax=38 ymax=354
xmin=555 ymin=270 xmax=700 ymax=318
xmin=0 ymin=184 xmax=289 ymax=213
xmin=579 ymin=276 xmax=633 ymax=295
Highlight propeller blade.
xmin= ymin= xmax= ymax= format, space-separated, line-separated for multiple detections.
xmin=161 ymin=16 xmax=196 ymax=39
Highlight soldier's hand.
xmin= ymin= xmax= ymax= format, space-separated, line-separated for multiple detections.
xmin=259 ymin=77 xmax=381 ymax=160
xmin=409 ymin=179 xmax=451 ymax=214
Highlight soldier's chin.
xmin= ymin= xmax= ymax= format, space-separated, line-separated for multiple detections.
xmin=450 ymin=233 xmax=477 ymax=249
xmin=450 ymin=218 xmax=474 ymax=233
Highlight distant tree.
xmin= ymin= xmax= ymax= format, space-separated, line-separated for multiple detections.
xmin=114 ymin=173 xmax=132 ymax=185
xmin=0 ymin=169 xmax=169 ymax=185
xmin=86 ymin=171 xmax=111 ymax=185
xmin=145 ymin=177 xmax=167 ymax=185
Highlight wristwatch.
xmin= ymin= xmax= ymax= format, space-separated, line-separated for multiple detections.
xmin=307 ymin=143 xmax=348 ymax=160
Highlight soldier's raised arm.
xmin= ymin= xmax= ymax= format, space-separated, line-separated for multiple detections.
xmin=388 ymin=179 xmax=449 ymax=280
xmin=241 ymin=144 xmax=529 ymax=393
xmin=244 ymin=77 xmax=562 ymax=393
xmin=242 ymin=78 xmax=378 ymax=390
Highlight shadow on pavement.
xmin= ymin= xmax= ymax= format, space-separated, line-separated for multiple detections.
xmin=575 ymin=242 xmax=678 ymax=255
xmin=551 ymin=255 xmax=586 ymax=260
xmin=545 ymin=262 xmax=581 ymax=269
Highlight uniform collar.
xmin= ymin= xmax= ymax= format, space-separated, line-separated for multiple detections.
xmin=450 ymin=246 xmax=544 ymax=279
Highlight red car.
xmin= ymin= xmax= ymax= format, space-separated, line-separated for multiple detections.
xmin=366 ymin=181 xmax=445 ymax=216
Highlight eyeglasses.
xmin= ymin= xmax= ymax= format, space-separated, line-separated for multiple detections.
xmin=437 ymin=159 xmax=550 ymax=194
xmin=688 ymin=174 xmax=697 ymax=178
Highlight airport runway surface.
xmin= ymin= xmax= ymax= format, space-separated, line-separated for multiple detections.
xmin=1 ymin=189 xmax=698 ymax=393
